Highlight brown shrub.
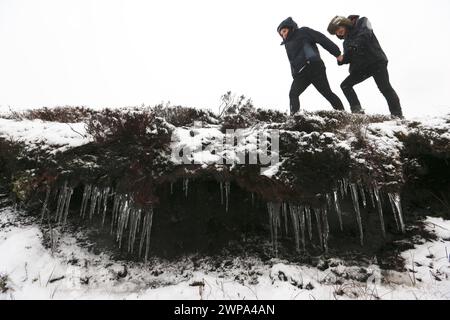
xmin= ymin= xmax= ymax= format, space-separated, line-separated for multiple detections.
xmin=9 ymin=106 xmax=96 ymax=123
xmin=85 ymin=108 xmax=173 ymax=146
xmin=151 ymin=105 xmax=218 ymax=127
xmin=255 ymin=108 xmax=288 ymax=123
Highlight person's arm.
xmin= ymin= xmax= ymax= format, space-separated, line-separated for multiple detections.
xmin=338 ymin=44 xmax=352 ymax=65
xmin=304 ymin=27 xmax=341 ymax=57
xmin=337 ymin=18 xmax=373 ymax=65
xmin=345 ymin=18 xmax=373 ymax=54
xmin=338 ymin=27 xmax=372 ymax=66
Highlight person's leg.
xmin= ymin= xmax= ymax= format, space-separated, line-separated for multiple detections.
xmin=340 ymin=71 xmax=370 ymax=113
xmin=289 ymin=74 xmax=311 ymax=115
xmin=372 ymin=63 xmax=403 ymax=118
xmin=309 ymin=61 xmax=345 ymax=111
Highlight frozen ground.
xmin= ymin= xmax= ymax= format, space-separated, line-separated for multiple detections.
xmin=0 ymin=205 xmax=449 ymax=300
xmin=0 ymin=118 xmax=91 ymax=154
xmin=0 ymin=111 xmax=449 ymax=300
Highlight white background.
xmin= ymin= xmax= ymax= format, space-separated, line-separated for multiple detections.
xmin=0 ymin=0 xmax=449 ymax=117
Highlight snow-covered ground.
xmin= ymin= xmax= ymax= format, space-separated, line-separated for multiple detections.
xmin=0 ymin=112 xmax=449 ymax=300
xmin=0 ymin=118 xmax=91 ymax=154
xmin=1 ymin=205 xmax=449 ymax=300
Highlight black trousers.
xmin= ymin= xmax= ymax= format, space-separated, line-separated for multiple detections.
xmin=289 ymin=60 xmax=344 ymax=115
xmin=341 ymin=62 xmax=403 ymax=117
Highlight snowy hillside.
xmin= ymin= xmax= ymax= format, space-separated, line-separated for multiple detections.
xmin=1 ymin=206 xmax=449 ymax=299
xmin=0 ymin=105 xmax=449 ymax=300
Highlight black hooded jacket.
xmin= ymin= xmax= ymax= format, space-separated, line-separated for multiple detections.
xmin=340 ymin=16 xmax=388 ymax=73
xmin=277 ymin=17 xmax=341 ymax=77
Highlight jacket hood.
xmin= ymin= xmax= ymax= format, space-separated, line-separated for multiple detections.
xmin=347 ymin=15 xmax=360 ymax=26
xmin=277 ymin=17 xmax=298 ymax=34
xmin=348 ymin=16 xmax=372 ymax=37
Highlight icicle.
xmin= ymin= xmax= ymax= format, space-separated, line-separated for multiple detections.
xmin=53 ymin=186 xmax=59 ymax=201
xmin=388 ymin=194 xmax=400 ymax=230
xmin=80 ymin=184 xmax=92 ymax=218
xmin=282 ymin=203 xmax=288 ymax=237
xmin=96 ymin=189 xmax=103 ymax=217
xmin=40 ymin=186 xmax=51 ymax=223
xmin=369 ymin=185 xmax=376 ymax=208
xmin=350 ymin=183 xmax=364 ymax=246
xmin=339 ymin=180 xmax=345 ymax=199
xmin=373 ymin=186 xmax=386 ymax=238
xmin=342 ymin=178 xmax=349 ymax=196
xmin=305 ymin=206 xmax=313 ymax=241
xmin=225 ymin=181 xmax=230 ymax=212
xmin=79 ymin=185 xmax=87 ymax=217
xmin=313 ymin=208 xmax=323 ymax=249
xmin=325 ymin=194 xmax=333 ymax=231
xmin=55 ymin=181 xmax=68 ymax=222
xmin=267 ymin=202 xmax=281 ymax=256
xmin=128 ymin=208 xmax=141 ymax=253
xmin=333 ymin=190 xmax=344 ymax=231
xmin=170 ymin=182 xmax=173 ymax=195
xmin=54 ymin=182 xmax=73 ymax=225
xmin=289 ymin=204 xmax=300 ymax=252
xmin=144 ymin=207 xmax=154 ymax=263
xmin=139 ymin=210 xmax=147 ymax=258
xmin=101 ymin=187 xmax=110 ymax=227
xmin=127 ymin=208 xmax=135 ymax=253
xmin=267 ymin=203 xmax=274 ymax=253
xmin=220 ymin=182 xmax=223 ymax=205
xmin=326 ymin=193 xmax=332 ymax=210
xmin=61 ymin=187 xmax=73 ymax=225
xmin=59 ymin=186 xmax=68 ymax=222
xmin=88 ymin=186 xmax=99 ymax=220
xmin=388 ymin=192 xmax=405 ymax=233
xmin=111 ymin=193 xmax=121 ymax=234
xmin=358 ymin=182 xmax=367 ymax=208
xmin=251 ymin=193 xmax=255 ymax=207
xmin=116 ymin=197 xmax=131 ymax=248
xmin=299 ymin=205 xmax=306 ymax=251
xmin=139 ymin=206 xmax=154 ymax=263
xmin=116 ymin=198 xmax=126 ymax=243
xmin=183 ymin=178 xmax=189 ymax=198
xmin=321 ymin=207 xmax=330 ymax=253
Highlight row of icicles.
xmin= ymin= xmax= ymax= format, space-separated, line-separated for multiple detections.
xmin=40 ymin=178 xmax=231 ymax=263
xmin=267 ymin=178 xmax=405 ymax=256
xmin=39 ymin=178 xmax=404 ymax=261
xmin=40 ymin=181 xmax=154 ymax=262
xmin=176 ymin=178 xmax=232 ymax=212
xmin=177 ymin=178 xmax=405 ymax=255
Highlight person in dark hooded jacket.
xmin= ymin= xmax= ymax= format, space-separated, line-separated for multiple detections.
xmin=327 ymin=15 xmax=403 ymax=118
xmin=277 ymin=17 xmax=345 ymax=115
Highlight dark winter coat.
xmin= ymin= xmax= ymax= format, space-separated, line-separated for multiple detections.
xmin=277 ymin=17 xmax=341 ymax=77
xmin=340 ymin=16 xmax=388 ymax=73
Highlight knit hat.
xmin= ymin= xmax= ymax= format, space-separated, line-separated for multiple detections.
xmin=327 ymin=16 xmax=353 ymax=35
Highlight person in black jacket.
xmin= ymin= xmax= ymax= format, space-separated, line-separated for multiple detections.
xmin=327 ymin=15 xmax=403 ymax=118
xmin=277 ymin=17 xmax=345 ymax=115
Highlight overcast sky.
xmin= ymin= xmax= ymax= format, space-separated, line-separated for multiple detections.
xmin=0 ymin=0 xmax=449 ymax=117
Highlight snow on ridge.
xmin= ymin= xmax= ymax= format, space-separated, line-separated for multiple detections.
xmin=0 ymin=118 xmax=92 ymax=154
xmin=1 ymin=114 xmax=448 ymax=166
xmin=170 ymin=125 xmax=280 ymax=173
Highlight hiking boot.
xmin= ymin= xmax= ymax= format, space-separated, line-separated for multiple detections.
xmin=391 ymin=114 xmax=404 ymax=120
xmin=350 ymin=105 xmax=365 ymax=114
